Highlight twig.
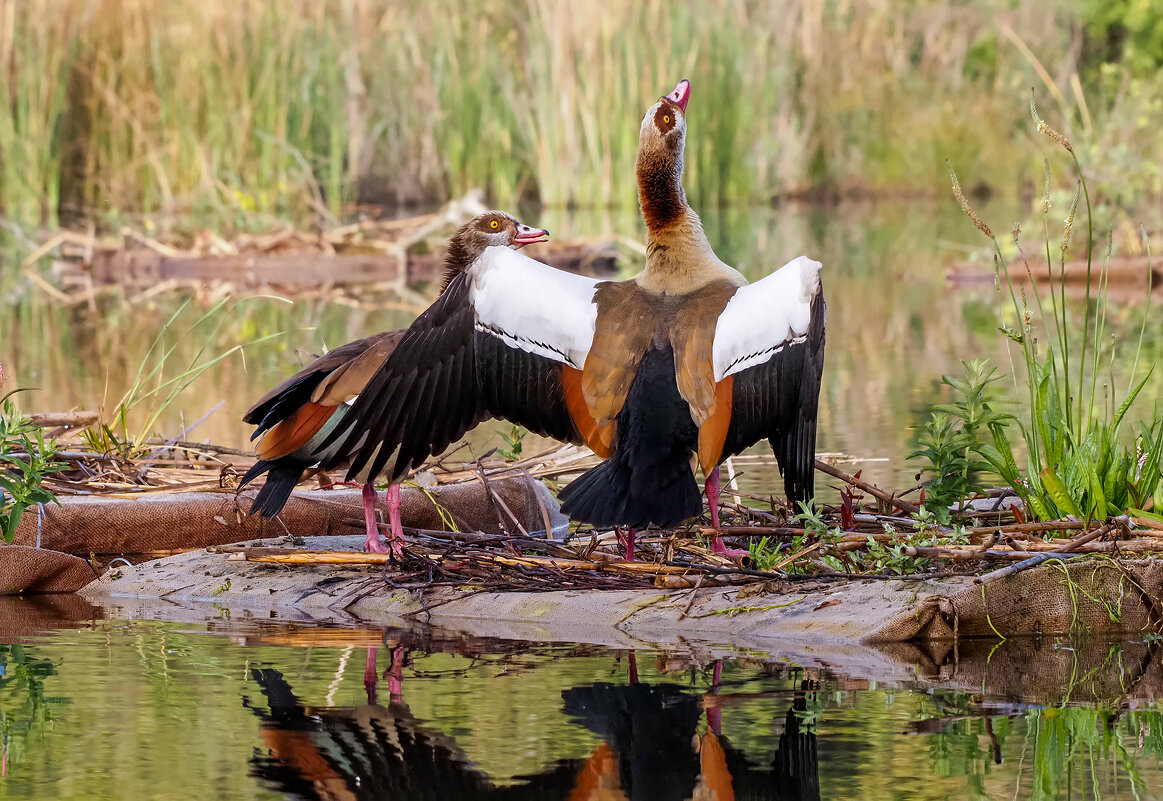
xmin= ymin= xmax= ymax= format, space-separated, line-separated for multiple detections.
xmin=973 ymin=552 xmax=1083 ymax=585
xmin=813 ymin=458 xmax=920 ymax=514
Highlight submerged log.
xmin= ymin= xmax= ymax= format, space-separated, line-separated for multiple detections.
xmin=64 ymin=241 xmax=619 ymax=290
xmin=948 ymin=255 xmax=1159 ymax=299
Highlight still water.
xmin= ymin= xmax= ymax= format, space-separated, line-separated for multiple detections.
xmin=2 ymin=199 xmax=1035 ymax=493
xmin=1 ymin=597 xmax=1161 ymax=800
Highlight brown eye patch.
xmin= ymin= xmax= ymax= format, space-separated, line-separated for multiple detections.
xmin=654 ymin=105 xmax=677 ymax=133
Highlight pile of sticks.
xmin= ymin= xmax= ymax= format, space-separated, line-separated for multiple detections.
xmin=19 ymin=413 xmax=1163 ymax=589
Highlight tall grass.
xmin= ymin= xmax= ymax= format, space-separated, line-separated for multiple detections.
xmin=919 ymin=93 xmax=1162 ymax=523
xmin=0 ymin=0 xmax=1142 ymax=231
xmin=80 ymin=296 xmax=287 ymax=458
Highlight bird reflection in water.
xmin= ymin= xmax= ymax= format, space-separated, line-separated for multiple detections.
xmin=246 ymin=647 xmax=819 ymax=801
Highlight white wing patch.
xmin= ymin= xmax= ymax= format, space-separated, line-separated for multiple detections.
xmin=712 ymin=256 xmax=822 ymax=380
xmin=469 ymin=246 xmax=600 ymax=369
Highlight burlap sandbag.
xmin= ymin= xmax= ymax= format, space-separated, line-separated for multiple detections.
xmin=0 ymin=593 xmax=98 ymax=635
xmin=866 ymin=558 xmax=1163 ymax=641
xmin=0 ymin=546 xmax=99 ymax=594
xmin=11 ymin=473 xmax=567 ymax=556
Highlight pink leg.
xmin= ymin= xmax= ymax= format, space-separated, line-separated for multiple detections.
xmin=706 ymin=659 xmax=723 ymax=735
xmin=384 ymin=483 xmax=405 ymax=558
xmin=364 ymin=647 xmax=379 ymax=705
xmin=615 ymin=526 xmax=637 ymax=561
xmin=627 ymin=650 xmax=639 ymax=685
xmin=387 ymin=645 xmax=405 ymax=702
xmin=706 ymin=467 xmax=722 ymax=529
xmin=363 ymin=483 xmax=389 ymax=553
xmin=706 ymin=468 xmax=747 ymax=558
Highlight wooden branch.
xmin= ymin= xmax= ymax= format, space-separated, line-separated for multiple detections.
xmin=813 ymin=458 xmax=920 ymax=514
xmin=230 ymin=547 xmax=698 ymax=576
xmin=28 ymin=411 xmax=99 ymax=429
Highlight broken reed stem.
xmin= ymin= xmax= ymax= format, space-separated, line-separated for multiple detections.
xmin=813 ymin=458 xmax=921 ymax=514
xmin=968 ymin=519 xmax=1087 ymax=537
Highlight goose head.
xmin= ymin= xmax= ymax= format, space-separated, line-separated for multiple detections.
xmin=463 ymin=211 xmax=549 ymax=251
xmin=441 ymin=211 xmax=549 ymax=289
xmin=635 ymin=80 xmax=691 ymax=231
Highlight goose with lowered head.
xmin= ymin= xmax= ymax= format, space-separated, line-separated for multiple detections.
xmin=240 ymin=211 xmax=550 ymax=555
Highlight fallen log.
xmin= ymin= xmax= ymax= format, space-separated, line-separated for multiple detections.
xmin=68 ymin=241 xmax=619 ymax=290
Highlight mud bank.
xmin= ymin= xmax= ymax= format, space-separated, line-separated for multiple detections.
xmin=81 ymin=534 xmax=1163 ymax=651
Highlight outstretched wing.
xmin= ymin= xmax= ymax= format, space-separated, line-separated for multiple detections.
xmin=712 ymin=256 xmax=825 ymax=505
xmin=325 ymin=247 xmax=602 ymax=483
xmin=244 ymin=332 xmax=402 ymax=462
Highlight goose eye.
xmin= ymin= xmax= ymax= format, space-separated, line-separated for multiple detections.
xmin=489 ymin=220 xmax=499 ymax=229
xmin=663 ymin=114 xmax=670 ymax=124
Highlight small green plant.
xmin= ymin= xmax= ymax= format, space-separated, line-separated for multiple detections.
xmin=939 ymin=91 xmax=1161 ymax=522
xmin=910 ymin=360 xmax=1016 ymax=523
xmin=863 ymin=535 xmax=930 ymax=576
xmin=0 ymin=393 xmax=64 ymax=544
xmin=746 ymin=536 xmax=784 ymax=572
xmin=496 ymin=425 xmax=527 ymax=462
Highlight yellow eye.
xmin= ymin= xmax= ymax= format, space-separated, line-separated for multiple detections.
xmin=663 ymin=115 xmax=670 ymax=124
xmin=489 ymin=220 xmax=499 ymax=229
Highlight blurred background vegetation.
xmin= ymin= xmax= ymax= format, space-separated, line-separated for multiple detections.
xmin=1 ymin=0 xmax=1161 ymax=232
xmin=2 ymin=0 xmax=1161 ymax=495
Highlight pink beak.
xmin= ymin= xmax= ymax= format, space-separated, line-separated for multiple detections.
xmin=665 ymin=79 xmax=690 ymax=112
xmin=513 ymin=222 xmax=550 ymax=248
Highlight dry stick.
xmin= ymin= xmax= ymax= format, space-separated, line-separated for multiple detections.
xmin=813 ymin=459 xmax=920 ymax=514
xmin=403 ymin=526 xmax=581 ymax=560
xmin=339 ymin=519 xmax=582 ymax=560
xmin=968 ymin=519 xmax=1087 ymax=537
xmin=678 ymin=575 xmax=707 ymax=619
xmin=232 ymin=547 xmax=695 ymax=576
xmin=470 ymin=451 xmax=522 ymax=538
xmin=902 ymin=547 xmax=1036 ymax=562
xmin=401 ymin=590 xmax=488 ymax=619
xmin=719 ymin=501 xmax=781 ymax=524
xmin=973 ymin=552 xmax=1081 ymax=585
xmin=146 ymin=439 xmax=254 ymax=457
xmin=27 ymin=411 xmax=99 ymax=429
xmin=771 ymin=542 xmax=820 ymax=572
xmin=664 ymin=559 xmax=950 ymax=582
xmin=708 ymin=526 xmax=808 ymax=538
xmin=1057 ymin=522 xmax=1115 ymax=552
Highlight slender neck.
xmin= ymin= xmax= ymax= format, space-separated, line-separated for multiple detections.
xmin=439 ymin=235 xmax=476 ymax=293
xmin=637 ymin=150 xmax=686 ymax=234
xmin=635 ymin=152 xmax=743 ymax=293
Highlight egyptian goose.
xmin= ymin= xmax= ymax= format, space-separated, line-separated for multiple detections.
xmin=239 ymin=212 xmax=550 ymax=555
xmin=326 ymin=80 xmax=824 ymax=559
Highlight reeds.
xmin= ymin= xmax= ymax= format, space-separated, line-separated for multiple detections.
xmin=0 ymin=0 xmax=1104 ymax=230
xmin=929 ymin=93 xmax=1162 ymax=523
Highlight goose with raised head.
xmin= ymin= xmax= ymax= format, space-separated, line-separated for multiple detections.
xmin=557 ymin=79 xmax=826 ymax=557
xmin=239 ymin=212 xmax=550 ymax=555
xmin=325 ymin=80 xmax=825 ymax=560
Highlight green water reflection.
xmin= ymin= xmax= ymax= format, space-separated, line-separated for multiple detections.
xmin=8 ymin=198 xmax=1161 ymax=496
xmin=0 ymin=600 xmax=1161 ymax=800
xmin=3 ymin=200 xmax=1028 ymax=494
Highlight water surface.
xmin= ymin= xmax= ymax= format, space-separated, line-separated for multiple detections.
xmin=1 ymin=598 xmax=1161 ymax=800
xmin=4 ymin=200 xmax=1032 ymax=495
